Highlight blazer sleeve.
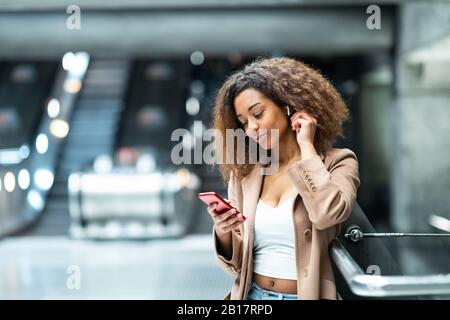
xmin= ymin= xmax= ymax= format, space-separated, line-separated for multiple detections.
xmin=286 ymin=148 xmax=360 ymax=230
xmin=212 ymin=171 xmax=244 ymax=276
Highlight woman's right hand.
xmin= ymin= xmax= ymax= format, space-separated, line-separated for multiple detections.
xmin=207 ymin=200 xmax=245 ymax=236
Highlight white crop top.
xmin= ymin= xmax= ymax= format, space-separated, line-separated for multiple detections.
xmin=253 ymin=193 xmax=298 ymax=280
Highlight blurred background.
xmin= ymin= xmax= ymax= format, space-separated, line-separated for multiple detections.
xmin=0 ymin=0 xmax=449 ymax=299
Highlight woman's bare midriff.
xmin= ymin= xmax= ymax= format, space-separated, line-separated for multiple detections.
xmin=253 ymin=272 xmax=297 ymax=294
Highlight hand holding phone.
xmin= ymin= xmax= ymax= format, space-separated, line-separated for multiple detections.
xmin=197 ymin=191 xmax=246 ymax=235
xmin=197 ymin=192 xmax=236 ymax=213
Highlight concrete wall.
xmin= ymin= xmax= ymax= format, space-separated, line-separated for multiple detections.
xmin=358 ymin=62 xmax=393 ymax=228
xmin=392 ymin=2 xmax=450 ymax=233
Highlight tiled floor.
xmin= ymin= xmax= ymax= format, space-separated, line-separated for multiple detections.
xmin=0 ymin=235 xmax=234 ymax=299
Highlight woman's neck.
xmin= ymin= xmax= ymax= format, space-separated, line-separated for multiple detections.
xmin=278 ymin=132 xmax=301 ymax=167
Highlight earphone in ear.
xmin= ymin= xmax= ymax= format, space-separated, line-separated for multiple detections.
xmin=285 ymin=106 xmax=293 ymax=117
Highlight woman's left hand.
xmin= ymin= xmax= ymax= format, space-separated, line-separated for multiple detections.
xmin=290 ymin=111 xmax=317 ymax=147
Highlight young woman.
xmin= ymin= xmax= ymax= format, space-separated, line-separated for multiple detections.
xmin=208 ymin=57 xmax=360 ymax=300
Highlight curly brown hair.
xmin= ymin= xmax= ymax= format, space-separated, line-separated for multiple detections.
xmin=212 ymin=56 xmax=350 ymax=183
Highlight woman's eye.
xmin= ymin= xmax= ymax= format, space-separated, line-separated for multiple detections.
xmin=254 ymin=112 xmax=263 ymax=118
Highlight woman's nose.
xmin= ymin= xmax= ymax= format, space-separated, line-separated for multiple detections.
xmin=248 ymin=119 xmax=258 ymax=131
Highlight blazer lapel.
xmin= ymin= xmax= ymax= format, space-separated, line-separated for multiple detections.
xmin=241 ymin=163 xmax=263 ymax=242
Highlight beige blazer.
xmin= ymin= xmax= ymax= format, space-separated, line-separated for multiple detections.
xmin=212 ymin=147 xmax=360 ymax=300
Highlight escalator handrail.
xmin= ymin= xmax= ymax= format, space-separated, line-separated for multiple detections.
xmin=330 ymin=239 xmax=450 ymax=297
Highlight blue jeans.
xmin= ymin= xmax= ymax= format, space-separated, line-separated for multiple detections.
xmin=246 ymin=282 xmax=298 ymax=300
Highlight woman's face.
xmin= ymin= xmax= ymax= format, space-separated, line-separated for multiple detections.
xmin=234 ymin=88 xmax=289 ymax=150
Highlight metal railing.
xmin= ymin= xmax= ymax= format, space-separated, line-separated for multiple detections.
xmin=330 ymin=238 xmax=450 ymax=297
xmin=344 ymin=224 xmax=450 ymax=242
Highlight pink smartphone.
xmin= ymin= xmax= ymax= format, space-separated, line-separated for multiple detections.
xmin=197 ymin=192 xmax=244 ymax=218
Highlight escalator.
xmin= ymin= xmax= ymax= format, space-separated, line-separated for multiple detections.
xmin=0 ymin=60 xmax=60 ymax=237
xmin=21 ymin=58 xmax=131 ymax=236
xmin=114 ymin=58 xmax=237 ymax=235
xmin=66 ymin=59 xmax=201 ymax=239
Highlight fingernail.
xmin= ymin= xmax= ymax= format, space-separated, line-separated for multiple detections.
xmin=231 ymin=209 xmax=236 ymax=213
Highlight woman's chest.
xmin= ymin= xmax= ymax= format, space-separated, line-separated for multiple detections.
xmin=259 ymin=173 xmax=296 ymax=207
